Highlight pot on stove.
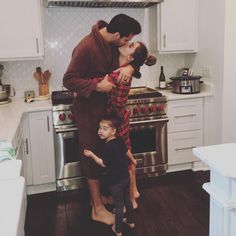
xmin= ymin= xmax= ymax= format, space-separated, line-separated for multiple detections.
xmin=169 ymin=75 xmax=202 ymax=94
xmin=0 ymin=90 xmax=8 ymax=101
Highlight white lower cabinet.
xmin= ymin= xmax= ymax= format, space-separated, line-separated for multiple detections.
xmin=28 ymin=111 xmax=55 ymax=185
xmin=167 ymin=98 xmax=204 ymax=171
xmin=14 ymin=110 xmax=56 ymax=194
xmin=168 ymin=130 xmax=203 ymax=165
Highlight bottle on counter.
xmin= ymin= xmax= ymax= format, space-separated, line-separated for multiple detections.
xmin=159 ymin=66 xmax=166 ymax=89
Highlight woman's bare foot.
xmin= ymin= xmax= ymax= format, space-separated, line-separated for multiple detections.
xmin=112 ymin=224 xmax=122 ymax=236
xmin=134 ymin=191 xmax=140 ymax=199
xmin=123 ymin=218 xmax=135 ymax=228
xmin=132 ymin=199 xmax=138 ymax=210
xmin=92 ymin=207 xmax=115 ymax=225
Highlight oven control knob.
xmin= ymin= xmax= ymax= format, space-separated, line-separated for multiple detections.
xmin=141 ymin=106 xmax=148 ymax=114
xmin=149 ymin=105 xmax=157 ymax=113
xmin=68 ymin=113 xmax=74 ymax=121
xmin=133 ymin=107 xmax=141 ymax=115
xmin=59 ymin=113 xmax=66 ymax=121
xmin=158 ymin=105 xmax=164 ymax=112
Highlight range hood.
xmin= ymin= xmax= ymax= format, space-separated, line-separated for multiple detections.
xmin=45 ymin=0 xmax=163 ymax=8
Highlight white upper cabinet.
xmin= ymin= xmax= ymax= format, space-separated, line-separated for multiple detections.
xmin=158 ymin=0 xmax=198 ymax=53
xmin=0 ymin=0 xmax=44 ymax=61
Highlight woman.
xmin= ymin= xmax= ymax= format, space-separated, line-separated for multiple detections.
xmin=106 ymin=41 xmax=157 ymax=209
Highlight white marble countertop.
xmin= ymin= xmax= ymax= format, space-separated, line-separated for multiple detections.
xmin=0 ymin=97 xmax=52 ymax=143
xmin=0 ymin=82 xmax=213 ymax=145
xmin=0 ymin=176 xmax=26 ymax=236
xmin=193 ymin=143 xmax=236 ymax=179
xmin=159 ymin=81 xmax=214 ymax=100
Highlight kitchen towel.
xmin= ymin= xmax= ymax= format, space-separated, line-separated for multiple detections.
xmin=0 ymin=139 xmax=16 ymax=162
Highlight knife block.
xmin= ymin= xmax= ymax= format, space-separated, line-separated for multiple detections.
xmin=39 ymin=83 xmax=49 ymax=96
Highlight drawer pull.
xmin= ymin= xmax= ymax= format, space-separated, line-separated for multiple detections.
xmin=47 ymin=116 xmax=50 ymax=132
xmin=174 ymin=114 xmax=196 ymax=119
xmin=36 ymin=38 xmax=39 ymax=54
xmin=25 ymin=138 xmax=29 ymax=155
xmin=175 ymin=146 xmax=195 ymax=151
xmin=163 ymin=34 xmax=166 ymax=48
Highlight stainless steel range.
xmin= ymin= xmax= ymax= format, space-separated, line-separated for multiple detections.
xmin=52 ymin=91 xmax=85 ymax=191
xmin=51 ymin=87 xmax=168 ymax=191
xmin=127 ymin=87 xmax=168 ymax=178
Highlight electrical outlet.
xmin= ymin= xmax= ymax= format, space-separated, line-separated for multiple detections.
xmin=202 ymin=66 xmax=211 ymax=77
xmin=24 ymin=90 xmax=35 ymax=99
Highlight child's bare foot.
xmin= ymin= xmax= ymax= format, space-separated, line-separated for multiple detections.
xmin=92 ymin=207 xmax=115 ymax=225
xmin=112 ymin=224 xmax=122 ymax=236
xmin=123 ymin=218 xmax=135 ymax=228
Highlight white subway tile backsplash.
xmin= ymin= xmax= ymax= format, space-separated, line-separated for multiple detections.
xmin=1 ymin=7 xmax=185 ymax=97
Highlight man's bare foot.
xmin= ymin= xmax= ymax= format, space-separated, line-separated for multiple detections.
xmin=92 ymin=207 xmax=115 ymax=225
xmin=112 ymin=224 xmax=122 ymax=236
xmin=123 ymin=218 xmax=135 ymax=228
xmin=101 ymin=195 xmax=113 ymax=205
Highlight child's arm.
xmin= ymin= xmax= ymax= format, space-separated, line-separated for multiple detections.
xmin=83 ymin=149 xmax=106 ymax=168
xmin=126 ymin=149 xmax=137 ymax=166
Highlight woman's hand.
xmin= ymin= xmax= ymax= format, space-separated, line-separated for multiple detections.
xmin=114 ymin=65 xmax=134 ymax=83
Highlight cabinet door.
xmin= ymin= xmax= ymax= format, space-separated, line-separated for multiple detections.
xmin=29 ymin=111 xmax=55 ymax=185
xmin=0 ymin=0 xmax=43 ymax=61
xmin=168 ymin=98 xmax=203 ymax=133
xmin=168 ymin=130 xmax=203 ymax=164
xmin=23 ymin=115 xmax=33 ymax=186
xmin=158 ymin=0 xmax=198 ymax=53
xmin=15 ymin=136 xmax=26 ymax=177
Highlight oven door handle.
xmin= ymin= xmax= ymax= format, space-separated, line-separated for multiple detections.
xmin=55 ymin=127 xmax=78 ymax=133
xmin=130 ymin=118 xmax=169 ymax=125
xmin=136 ymin=158 xmax=143 ymax=164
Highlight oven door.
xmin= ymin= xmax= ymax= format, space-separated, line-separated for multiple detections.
xmin=54 ymin=127 xmax=84 ymax=190
xmin=129 ymin=118 xmax=168 ymax=177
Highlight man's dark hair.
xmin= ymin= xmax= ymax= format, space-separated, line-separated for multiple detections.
xmin=101 ymin=113 xmax=122 ymax=130
xmin=107 ymin=14 xmax=141 ymax=37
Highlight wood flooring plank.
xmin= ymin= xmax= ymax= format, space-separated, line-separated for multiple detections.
xmin=25 ymin=170 xmax=210 ymax=236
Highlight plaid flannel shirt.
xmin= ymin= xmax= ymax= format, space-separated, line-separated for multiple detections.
xmin=107 ymin=72 xmax=132 ymax=150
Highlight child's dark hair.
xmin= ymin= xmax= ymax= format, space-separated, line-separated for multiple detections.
xmin=101 ymin=113 xmax=122 ymax=130
xmin=107 ymin=14 xmax=141 ymax=37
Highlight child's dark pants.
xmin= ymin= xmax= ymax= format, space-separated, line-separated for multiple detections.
xmin=110 ymin=177 xmax=134 ymax=233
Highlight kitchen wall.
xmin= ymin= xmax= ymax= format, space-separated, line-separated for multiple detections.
xmin=221 ymin=0 xmax=236 ymax=143
xmin=187 ymin=0 xmax=236 ymax=145
xmin=185 ymin=0 xmax=225 ymax=145
xmin=0 ymin=7 xmax=186 ymax=97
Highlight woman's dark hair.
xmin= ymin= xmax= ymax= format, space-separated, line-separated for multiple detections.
xmin=107 ymin=14 xmax=141 ymax=37
xmin=101 ymin=113 xmax=122 ymax=130
xmin=132 ymin=42 xmax=157 ymax=67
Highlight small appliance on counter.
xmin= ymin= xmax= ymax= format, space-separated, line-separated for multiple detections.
xmin=169 ymin=68 xmax=202 ymax=94
xmin=0 ymin=64 xmax=15 ymax=105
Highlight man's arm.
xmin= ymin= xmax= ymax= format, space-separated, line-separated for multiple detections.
xmin=63 ymin=45 xmax=103 ymax=98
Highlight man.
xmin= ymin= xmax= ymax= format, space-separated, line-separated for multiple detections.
xmin=63 ymin=14 xmax=141 ymax=225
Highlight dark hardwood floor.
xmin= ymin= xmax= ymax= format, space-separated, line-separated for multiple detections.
xmin=25 ymin=170 xmax=210 ymax=236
